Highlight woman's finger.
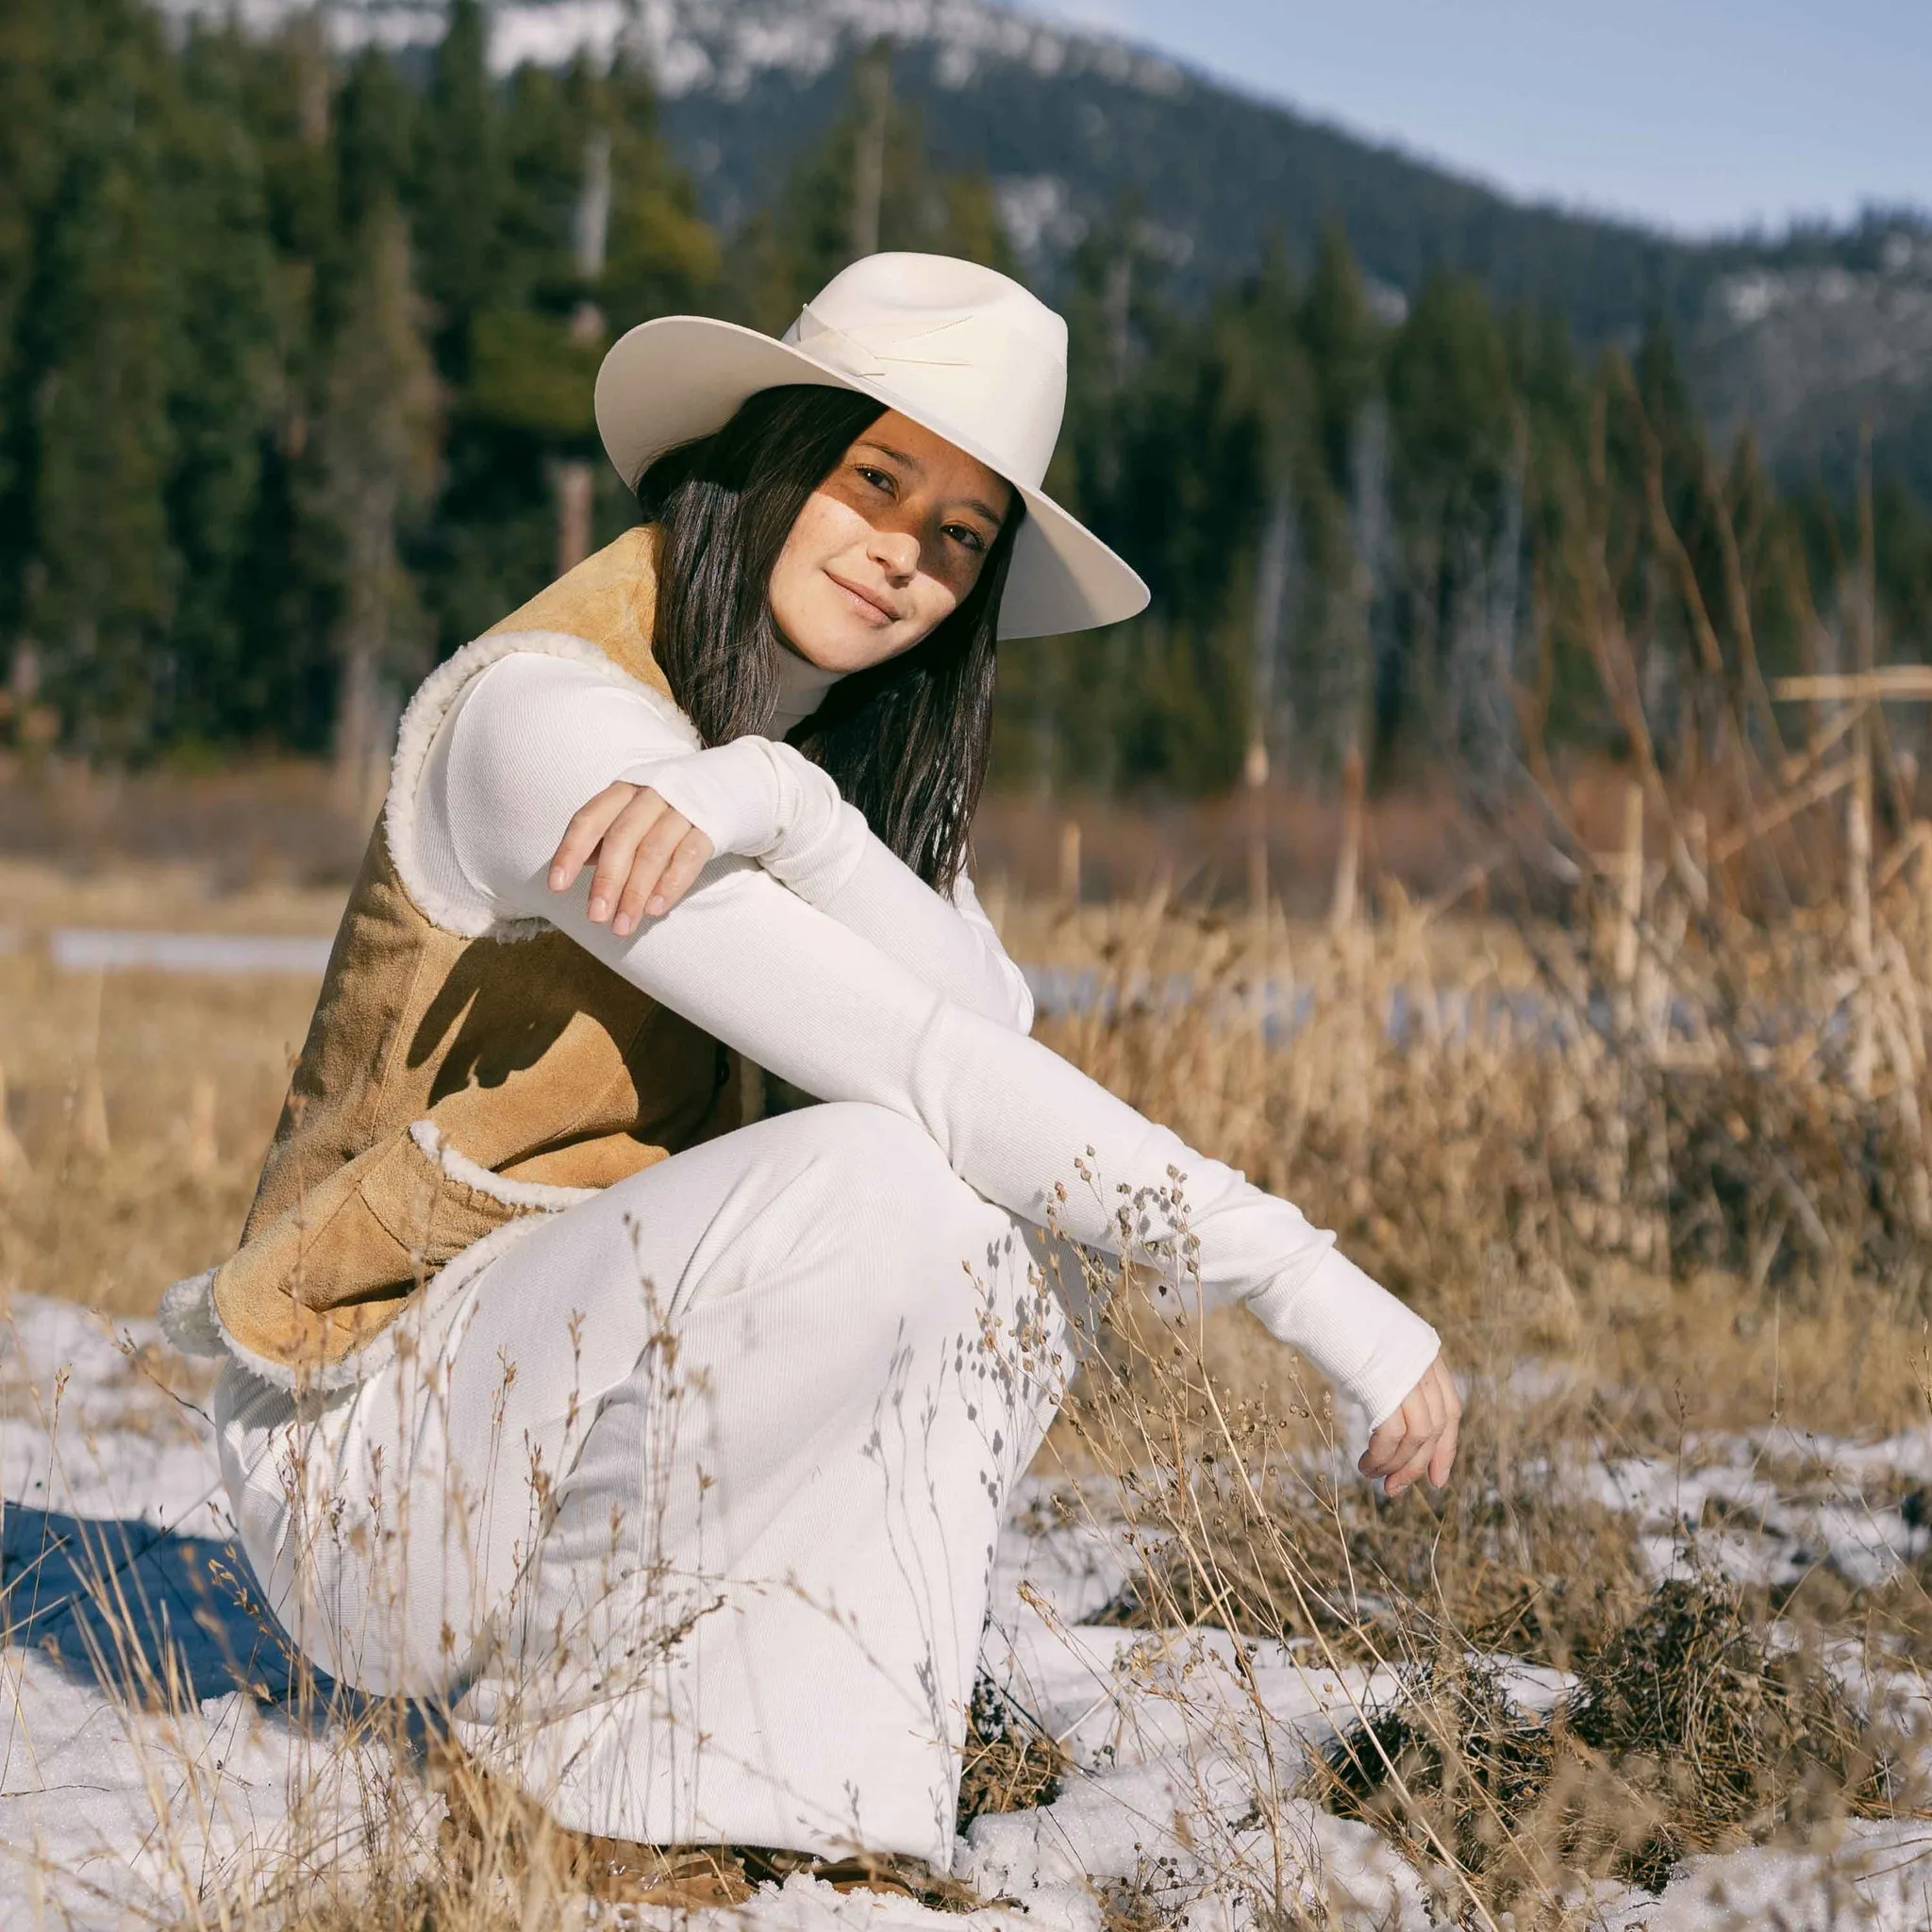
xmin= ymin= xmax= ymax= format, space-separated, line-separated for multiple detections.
xmin=549 ymin=784 xmax=637 ymax=892
xmin=1415 ymin=1370 xmax=1445 ymax=1439
xmin=645 ymin=828 xmax=716 ymax=917
xmin=1427 ymin=1407 xmax=1460 ymax=1488
xmin=1359 ymin=1418 xmax=1399 ymax=1477
xmin=587 ymin=793 xmax=666 ymax=923
xmin=1385 ymin=1433 xmax=1439 ymax=1497
xmin=1360 ymin=1409 xmax=1418 ymax=1479
xmin=611 ymin=808 xmax=695 ymax=936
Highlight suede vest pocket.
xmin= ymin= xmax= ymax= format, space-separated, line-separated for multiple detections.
xmin=211 ymin=1124 xmax=527 ymax=1373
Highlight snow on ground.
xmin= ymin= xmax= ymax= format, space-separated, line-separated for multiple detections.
xmin=6 ymin=1291 xmax=1932 ymax=1929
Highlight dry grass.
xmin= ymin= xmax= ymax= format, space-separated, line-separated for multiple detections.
xmin=998 ymin=825 xmax=1932 ymax=1921
xmin=1313 ymin=1578 xmax=1904 ymax=1910
xmin=0 ymin=861 xmax=326 ymax=1314
xmin=8 ymin=790 xmax=1932 ymax=1922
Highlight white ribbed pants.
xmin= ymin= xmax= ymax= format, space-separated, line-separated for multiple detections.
xmin=213 ymin=1102 xmax=1071 ymax=1866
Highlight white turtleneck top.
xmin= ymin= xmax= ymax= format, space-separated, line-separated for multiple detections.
xmin=769 ymin=642 xmax=846 ymax=738
xmin=408 ymin=643 xmax=1441 ymax=1429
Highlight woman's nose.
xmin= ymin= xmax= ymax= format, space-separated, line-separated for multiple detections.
xmin=868 ymin=525 xmax=921 ymax=581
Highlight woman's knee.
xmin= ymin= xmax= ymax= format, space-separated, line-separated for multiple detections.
xmin=804 ymin=1100 xmax=947 ymax=1181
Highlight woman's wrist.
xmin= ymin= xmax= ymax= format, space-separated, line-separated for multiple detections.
xmin=614 ymin=738 xmax=786 ymax=860
xmin=1245 ymin=1246 xmax=1441 ymax=1429
xmin=614 ymin=737 xmax=868 ymax=904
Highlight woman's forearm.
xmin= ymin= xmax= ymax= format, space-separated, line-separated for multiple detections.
xmin=433 ymin=658 xmax=1439 ymax=1426
xmin=598 ymin=692 xmax=1032 ymax=1031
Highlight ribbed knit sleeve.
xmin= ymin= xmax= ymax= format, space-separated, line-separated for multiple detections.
xmin=421 ymin=650 xmax=1441 ymax=1427
xmin=618 ymin=726 xmax=1031 ymax=1031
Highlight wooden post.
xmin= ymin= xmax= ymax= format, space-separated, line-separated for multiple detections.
xmin=1244 ymin=735 xmax=1269 ymax=923
xmin=1058 ymin=817 xmax=1082 ymax=904
xmin=1849 ymin=737 xmax=1875 ymax=1100
xmin=1916 ymin=821 xmax=1932 ymax=962
xmin=1329 ymin=744 xmax=1363 ymax=931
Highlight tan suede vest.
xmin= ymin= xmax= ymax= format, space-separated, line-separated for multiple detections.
xmin=203 ymin=527 xmax=753 ymax=1382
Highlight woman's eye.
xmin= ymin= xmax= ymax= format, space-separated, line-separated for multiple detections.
xmin=856 ymin=465 xmax=895 ymax=494
xmin=944 ymin=524 xmax=987 ymax=554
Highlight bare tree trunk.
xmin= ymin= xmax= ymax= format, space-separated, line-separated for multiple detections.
xmin=1327 ymin=396 xmax=1388 ymax=861
xmin=333 ymin=473 xmax=404 ymax=823
xmin=316 ymin=203 xmax=439 ymax=825
xmin=555 ymin=128 xmax=613 ymax=580
xmin=554 ymin=460 xmax=595 ymax=578
xmin=572 ymin=128 xmax=611 ymax=294
xmin=1247 ymin=480 xmax=1297 ymax=917
xmin=850 ymin=48 xmax=890 ymax=260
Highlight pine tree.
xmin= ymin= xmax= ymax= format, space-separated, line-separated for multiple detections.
xmin=413 ymin=0 xmax=501 ymax=379
xmin=12 ymin=0 xmax=180 ymax=757
xmin=308 ymin=201 xmax=441 ymax=817
xmin=601 ymin=46 xmax=719 ymax=333
xmin=0 ymin=0 xmax=74 ymax=660
xmin=719 ymin=44 xmax=991 ymax=333
xmin=335 ymin=45 xmax=415 ymax=239
xmin=157 ymin=22 xmax=285 ymax=749
xmin=1386 ymin=275 xmax=1516 ymax=773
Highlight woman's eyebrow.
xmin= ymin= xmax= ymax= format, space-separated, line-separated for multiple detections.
xmin=857 ymin=440 xmax=1005 ymax=527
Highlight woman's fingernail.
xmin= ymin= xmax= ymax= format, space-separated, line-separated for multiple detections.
xmin=645 ymin=894 xmax=667 ymax=916
xmin=548 ymin=866 xmax=566 ymax=889
xmin=613 ymin=913 xmax=632 ymax=936
xmin=588 ymin=895 xmax=608 ymax=920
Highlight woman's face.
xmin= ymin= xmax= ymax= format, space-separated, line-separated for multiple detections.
xmin=767 ymin=408 xmax=1014 ymax=674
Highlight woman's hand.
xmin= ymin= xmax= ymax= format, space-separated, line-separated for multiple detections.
xmin=547 ymin=781 xmax=716 ymax=937
xmin=1358 ymin=1354 xmax=1461 ymax=1498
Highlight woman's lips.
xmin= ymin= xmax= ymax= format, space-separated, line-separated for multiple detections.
xmin=826 ymin=570 xmax=898 ymax=625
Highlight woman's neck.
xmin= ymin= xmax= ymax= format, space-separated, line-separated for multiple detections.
xmin=770 ymin=645 xmax=845 ymax=738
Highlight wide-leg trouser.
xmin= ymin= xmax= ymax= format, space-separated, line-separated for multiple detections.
xmin=213 ymin=1102 xmax=1070 ymax=1867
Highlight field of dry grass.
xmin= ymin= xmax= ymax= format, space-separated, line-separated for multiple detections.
xmin=8 ymin=763 xmax=1932 ymax=1924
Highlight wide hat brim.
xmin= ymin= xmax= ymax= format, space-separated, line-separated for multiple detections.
xmin=594 ymin=315 xmax=1149 ymax=641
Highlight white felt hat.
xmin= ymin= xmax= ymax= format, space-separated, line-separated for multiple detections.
xmin=594 ymin=253 xmax=1149 ymax=640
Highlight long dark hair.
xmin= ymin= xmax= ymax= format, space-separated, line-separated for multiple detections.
xmin=636 ymin=385 xmax=1020 ymax=893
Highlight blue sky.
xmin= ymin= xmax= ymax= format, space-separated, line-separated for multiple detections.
xmin=1024 ymin=0 xmax=1931 ymax=238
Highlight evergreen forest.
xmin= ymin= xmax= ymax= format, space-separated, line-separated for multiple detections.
xmin=5 ymin=0 xmax=1930 ymax=806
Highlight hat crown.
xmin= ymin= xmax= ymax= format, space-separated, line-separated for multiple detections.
xmin=782 ymin=253 xmax=1068 ymax=491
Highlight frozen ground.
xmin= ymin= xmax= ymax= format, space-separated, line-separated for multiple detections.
xmin=5 ymin=1292 xmax=1932 ymax=1929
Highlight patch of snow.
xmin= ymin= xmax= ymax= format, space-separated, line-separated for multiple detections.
xmin=1591 ymin=1427 xmax=1932 ymax=1591
xmin=489 ymin=0 xmax=636 ymax=74
xmin=1364 ymin=275 xmax=1409 ymax=326
xmin=1723 ymin=272 xmax=1779 ymax=326
xmin=1591 ymin=1820 xmax=1932 ymax=1930
xmin=994 ymin=175 xmax=1090 ymax=266
xmin=9 ymin=1291 xmax=1932 ymax=1925
xmin=158 ymin=0 xmax=1194 ymax=100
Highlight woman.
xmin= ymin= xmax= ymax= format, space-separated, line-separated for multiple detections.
xmin=164 ymin=254 xmax=1457 ymax=1900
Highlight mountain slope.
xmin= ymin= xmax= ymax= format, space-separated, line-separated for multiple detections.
xmin=314 ymin=0 xmax=1706 ymax=336
xmin=206 ymin=0 xmax=1932 ymax=491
